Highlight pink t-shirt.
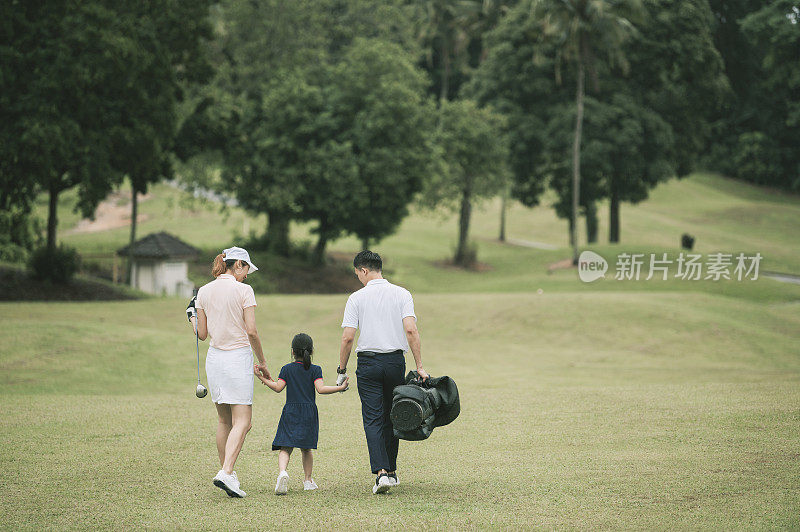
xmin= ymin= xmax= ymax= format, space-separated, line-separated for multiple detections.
xmin=195 ymin=274 xmax=257 ymax=350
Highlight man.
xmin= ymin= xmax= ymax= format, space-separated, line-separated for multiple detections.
xmin=337 ymin=250 xmax=429 ymax=494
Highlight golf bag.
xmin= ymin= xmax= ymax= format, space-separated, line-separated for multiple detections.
xmin=390 ymin=371 xmax=460 ymax=441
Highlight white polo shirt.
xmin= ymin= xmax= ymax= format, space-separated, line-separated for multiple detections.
xmin=341 ymin=278 xmax=416 ymax=354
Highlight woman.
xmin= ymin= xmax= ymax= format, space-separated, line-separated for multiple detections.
xmin=192 ymin=246 xmax=270 ymax=498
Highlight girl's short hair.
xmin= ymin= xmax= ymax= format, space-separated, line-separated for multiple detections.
xmin=291 ymin=333 xmax=314 ymax=370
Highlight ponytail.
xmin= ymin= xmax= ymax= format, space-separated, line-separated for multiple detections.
xmin=211 ymin=253 xmax=238 ymax=278
xmin=302 ymin=348 xmax=311 ymax=370
xmin=212 ymin=253 xmax=226 ymax=278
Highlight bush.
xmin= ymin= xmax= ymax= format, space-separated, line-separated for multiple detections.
xmin=0 ymin=208 xmax=42 ymax=264
xmin=0 ymin=242 xmax=29 ymax=263
xmin=27 ymin=245 xmax=81 ymax=284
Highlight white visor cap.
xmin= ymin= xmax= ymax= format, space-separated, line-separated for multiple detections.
xmin=223 ymin=246 xmax=259 ymax=273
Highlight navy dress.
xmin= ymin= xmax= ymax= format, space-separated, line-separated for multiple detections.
xmin=272 ymin=362 xmax=323 ymax=450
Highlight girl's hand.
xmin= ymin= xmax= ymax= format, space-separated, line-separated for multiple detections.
xmin=253 ymin=364 xmax=269 ymax=384
xmin=339 ymin=376 xmax=349 ymax=392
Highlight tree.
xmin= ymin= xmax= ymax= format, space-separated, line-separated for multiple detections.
xmin=605 ymin=0 xmax=726 ymax=241
xmin=466 ymin=0 xmax=564 ymax=217
xmin=181 ymin=0 xmax=421 ymax=256
xmin=543 ymin=94 xmax=675 ymax=243
xmin=329 ymin=39 xmax=438 ymax=259
xmin=739 ymin=0 xmax=800 ymax=190
xmin=2 ymin=1 xmax=136 ymax=251
xmin=222 ymin=38 xmax=437 ymax=265
xmin=414 ymin=0 xmax=473 ymax=102
xmin=532 ymin=0 xmax=643 ymax=262
xmin=111 ymin=1 xmax=213 ymax=280
xmin=420 ymin=99 xmax=510 ymax=266
xmin=471 ymin=0 xmax=725 ymax=245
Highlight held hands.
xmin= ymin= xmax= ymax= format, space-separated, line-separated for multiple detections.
xmin=336 ymin=372 xmax=349 ymax=393
xmin=253 ymin=364 xmax=272 ymax=384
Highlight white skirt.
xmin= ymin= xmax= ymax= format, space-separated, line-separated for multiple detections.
xmin=205 ymin=345 xmax=254 ymax=405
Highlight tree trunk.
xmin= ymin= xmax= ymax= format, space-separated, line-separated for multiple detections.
xmin=609 ymin=183 xmax=620 ymax=243
xmin=47 ymin=186 xmax=59 ymax=251
xmin=266 ymin=208 xmax=290 ymax=257
xmin=454 ymin=188 xmax=472 ymax=266
xmin=312 ymin=232 xmax=328 ymax=266
xmin=440 ymin=42 xmax=450 ymax=102
xmin=499 ymin=187 xmax=508 ymax=242
xmin=361 ymin=237 xmax=370 ymax=251
xmin=127 ymin=188 xmax=138 ymax=283
xmin=571 ymin=58 xmax=585 ymax=266
xmin=585 ymin=201 xmax=598 ymax=244
xmin=567 ymin=215 xmax=575 ymax=250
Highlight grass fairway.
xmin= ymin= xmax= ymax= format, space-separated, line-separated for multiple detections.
xmin=2 ymin=293 xmax=799 ymax=529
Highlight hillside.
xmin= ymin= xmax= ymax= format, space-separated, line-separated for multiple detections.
xmin=28 ymin=172 xmax=800 ymax=302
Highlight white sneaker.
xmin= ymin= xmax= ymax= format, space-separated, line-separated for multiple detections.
xmin=387 ymin=474 xmax=399 ymax=487
xmin=303 ymin=479 xmax=318 ymax=491
xmin=275 ymin=471 xmax=289 ymax=495
xmin=372 ymin=474 xmax=392 ymax=494
xmin=213 ymin=469 xmax=246 ymax=498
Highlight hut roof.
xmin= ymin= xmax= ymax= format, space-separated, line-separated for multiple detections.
xmin=117 ymin=232 xmax=200 ymax=260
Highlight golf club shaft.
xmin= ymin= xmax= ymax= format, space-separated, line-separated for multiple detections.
xmin=193 ymin=289 xmax=201 ymax=384
xmin=196 ymin=318 xmax=201 ymax=383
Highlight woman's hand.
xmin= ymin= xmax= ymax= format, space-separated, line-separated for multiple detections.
xmin=253 ymin=364 xmax=270 ymax=384
xmin=257 ymin=363 xmax=271 ymax=381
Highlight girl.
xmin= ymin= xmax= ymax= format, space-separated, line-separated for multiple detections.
xmin=254 ymin=333 xmax=348 ymax=494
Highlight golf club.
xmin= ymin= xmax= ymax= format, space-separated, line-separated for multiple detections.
xmin=189 ymin=289 xmax=208 ymax=399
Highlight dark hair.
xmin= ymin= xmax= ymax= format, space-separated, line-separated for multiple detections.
xmin=353 ymin=250 xmax=382 ymax=272
xmin=291 ymin=333 xmax=314 ymax=370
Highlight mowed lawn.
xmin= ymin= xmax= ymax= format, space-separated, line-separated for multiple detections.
xmin=2 ymin=292 xmax=799 ymax=529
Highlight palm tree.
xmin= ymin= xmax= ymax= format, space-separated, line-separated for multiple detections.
xmin=532 ymin=0 xmax=642 ymax=263
xmin=417 ymin=0 xmax=471 ymax=102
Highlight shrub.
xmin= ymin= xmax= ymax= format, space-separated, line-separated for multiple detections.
xmin=27 ymin=245 xmax=81 ymax=284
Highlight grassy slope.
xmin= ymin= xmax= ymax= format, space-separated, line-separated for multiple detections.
xmin=1 ymin=295 xmax=798 ymax=529
xmin=37 ymin=173 xmax=800 ymax=302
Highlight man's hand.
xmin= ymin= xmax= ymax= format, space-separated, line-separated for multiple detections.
xmin=338 ymin=376 xmax=349 ymax=392
xmin=417 ymin=368 xmax=430 ymax=381
xmin=336 ymin=372 xmax=349 ymax=392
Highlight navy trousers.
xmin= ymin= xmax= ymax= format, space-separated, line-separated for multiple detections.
xmin=356 ymin=351 xmax=406 ymax=474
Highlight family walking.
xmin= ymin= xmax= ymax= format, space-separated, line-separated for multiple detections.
xmin=190 ymin=248 xmax=428 ymax=497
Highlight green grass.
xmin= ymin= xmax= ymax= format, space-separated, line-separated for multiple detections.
xmin=1 ymin=293 xmax=798 ymax=528
xmin=8 ymin=173 xmax=798 ymax=527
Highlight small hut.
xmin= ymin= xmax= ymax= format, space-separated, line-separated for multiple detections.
xmin=117 ymin=232 xmax=199 ymax=297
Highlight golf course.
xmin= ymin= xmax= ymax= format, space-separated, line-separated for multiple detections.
xmin=1 ymin=173 xmax=799 ymax=529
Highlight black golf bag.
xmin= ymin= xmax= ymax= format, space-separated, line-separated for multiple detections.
xmin=390 ymin=371 xmax=460 ymax=441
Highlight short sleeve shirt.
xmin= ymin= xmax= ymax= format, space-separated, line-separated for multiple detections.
xmin=277 ymin=362 xmax=323 ymax=404
xmin=195 ymin=274 xmax=257 ymax=350
xmin=341 ymin=278 xmax=416 ymax=353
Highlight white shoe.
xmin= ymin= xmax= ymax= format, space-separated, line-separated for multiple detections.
xmin=303 ymin=479 xmax=318 ymax=491
xmin=275 ymin=471 xmax=289 ymax=495
xmin=372 ymin=474 xmax=392 ymax=494
xmin=213 ymin=469 xmax=246 ymax=498
xmin=387 ymin=474 xmax=399 ymax=487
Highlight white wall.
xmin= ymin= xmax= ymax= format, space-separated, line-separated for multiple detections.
xmin=132 ymin=260 xmax=193 ymax=297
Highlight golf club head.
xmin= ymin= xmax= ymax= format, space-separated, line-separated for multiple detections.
xmin=196 ymin=383 xmax=208 ymax=398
